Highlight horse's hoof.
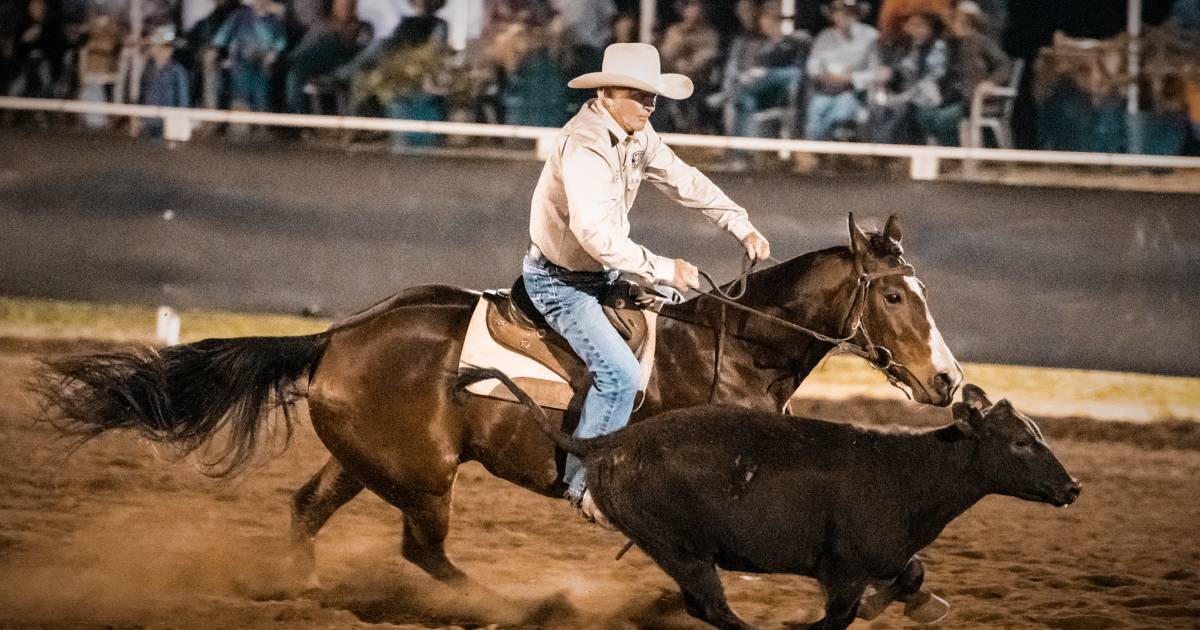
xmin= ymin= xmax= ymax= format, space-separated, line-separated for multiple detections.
xmin=903 ymin=590 xmax=950 ymax=624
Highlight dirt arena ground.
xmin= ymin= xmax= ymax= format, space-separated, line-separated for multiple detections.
xmin=0 ymin=347 xmax=1197 ymax=630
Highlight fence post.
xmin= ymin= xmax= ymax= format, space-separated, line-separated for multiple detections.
xmin=156 ymin=306 xmax=180 ymax=346
xmin=910 ymin=154 xmax=940 ymax=180
xmin=164 ymin=114 xmax=192 ymax=142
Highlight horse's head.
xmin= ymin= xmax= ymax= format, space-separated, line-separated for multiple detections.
xmin=847 ymin=213 xmax=962 ymax=406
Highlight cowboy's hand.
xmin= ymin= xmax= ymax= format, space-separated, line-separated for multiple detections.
xmin=742 ymin=232 xmax=771 ymax=261
xmin=671 ymin=259 xmax=700 ymax=293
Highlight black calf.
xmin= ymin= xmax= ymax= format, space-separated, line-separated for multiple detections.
xmin=458 ymin=368 xmax=1081 ymax=630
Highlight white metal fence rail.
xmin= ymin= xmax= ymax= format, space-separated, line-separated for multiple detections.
xmin=4 ymin=96 xmax=1199 ymax=181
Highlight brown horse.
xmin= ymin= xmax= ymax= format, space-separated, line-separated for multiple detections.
xmin=36 ymin=214 xmax=961 ymax=591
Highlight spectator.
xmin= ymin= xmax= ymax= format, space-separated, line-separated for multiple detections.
xmin=1 ymin=0 xmax=23 ymax=92
xmin=918 ymin=1 xmax=1009 ymax=144
xmin=876 ymin=0 xmax=951 ymax=43
xmin=658 ymin=0 xmax=720 ymax=131
xmin=359 ymin=16 xmax=448 ymax=148
xmin=183 ymin=0 xmax=240 ymax=109
xmin=76 ymin=12 xmax=121 ymax=128
xmin=551 ymin=0 xmax=616 ymax=111
xmin=7 ymin=0 xmax=68 ymax=98
xmin=486 ymin=2 xmax=568 ymax=127
xmin=137 ymin=26 xmax=189 ymax=137
xmin=804 ymin=0 xmax=878 ymax=140
xmin=285 ymin=0 xmax=372 ymax=114
xmin=212 ymin=0 xmax=288 ymax=112
xmin=865 ymin=10 xmax=949 ymax=144
xmin=727 ymin=0 xmax=808 ymax=139
xmin=332 ymin=0 xmax=447 ymax=89
xmin=612 ymin=12 xmax=638 ymax=45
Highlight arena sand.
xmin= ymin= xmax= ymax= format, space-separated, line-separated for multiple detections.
xmin=0 ymin=348 xmax=1197 ymax=630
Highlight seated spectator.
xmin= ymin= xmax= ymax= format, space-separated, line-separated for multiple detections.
xmin=357 ymin=15 xmax=448 ymax=148
xmin=285 ymin=0 xmax=372 ymax=114
xmin=552 ymin=0 xmax=616 ymax=112
xmin=212 ymin=0 xmax=288 ymax=112
xmin=726 ymin=0 xmax=808 ymax=139
xmin=7 ymin=0 xmax=68 ymax=99
xmin=919 ymin=1 xmax=1009 ymax=145
xmin=865 ymin=10 xmax=949 ymax=144
xmin=485 ymin=2 xmax=568 ymax=127
xmin=332 ymin=0 xmax=447 ymax=90
xmin=77 ymin=13 xmax=121 ymax=128
xmin=612 ymin=12 xmax=638 ymax=45
xmin=183 ymin=0 xmax=241 ymax=109
xmin=876 ymin=0 xmax=951 ymax=43
xmin=658 ymin=0 xmax=720 ymax=132
xmin=137 ymin=27 xmax=189 ymax=137
xmin=804 ymin=0 xmax=878 ymax=141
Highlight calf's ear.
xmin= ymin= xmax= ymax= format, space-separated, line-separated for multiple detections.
xmin=952 ymin=402 xmax=984 ymax=435
xmin=961 ymin=383 xmax=992 ymax=411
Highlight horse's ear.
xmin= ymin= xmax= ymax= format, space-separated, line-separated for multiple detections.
xmin=883 ymin=214 xmax=902 ymax=243
xmin=961 ymin=384 xmax=992 ymax=411
xmin=848 ymin=213 xmax=871 ymax=257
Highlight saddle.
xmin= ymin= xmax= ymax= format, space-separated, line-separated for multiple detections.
xmin=481 ymin=277 xmax=649 ymax=385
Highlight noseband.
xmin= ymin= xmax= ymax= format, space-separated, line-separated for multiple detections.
xmin=696 ymin=256 xmax=916 ymax=395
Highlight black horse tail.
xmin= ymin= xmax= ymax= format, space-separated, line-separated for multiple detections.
xmin=34 ymin=334 xmax=329 ymax=476
xmin=455 ymin=367 xmax=588 ymax=458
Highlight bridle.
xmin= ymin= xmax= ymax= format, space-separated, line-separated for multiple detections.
xmin=693 ymin=254 xmax=919 ymax=399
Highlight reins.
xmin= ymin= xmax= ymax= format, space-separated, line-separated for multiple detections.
xmin=692 ymin=254 xmax=917 ymax=399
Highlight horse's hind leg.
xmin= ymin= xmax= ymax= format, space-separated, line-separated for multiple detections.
xmin=290 ymin=456 xmax=364 ymax=590
xmin=397 ymin=486 xmax=468 ymax=585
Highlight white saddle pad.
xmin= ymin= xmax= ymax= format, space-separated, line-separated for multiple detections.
xmin=458 ymin=296 xmax=656 ymax=411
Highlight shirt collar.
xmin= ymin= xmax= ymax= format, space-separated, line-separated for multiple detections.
xmin=587 ymin=98 xmax=641 ymax=147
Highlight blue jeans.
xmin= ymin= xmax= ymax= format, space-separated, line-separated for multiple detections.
xmin=732 ymin=66 xmax=803 ymax=138
xmin=522 ymin=254 xmax=641 ymax=500
xmin=805 ymin=91 xmax=862 ymax=141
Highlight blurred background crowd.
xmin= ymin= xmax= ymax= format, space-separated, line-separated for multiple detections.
xmin=2 ymin=0 xmax=1198 ymax=156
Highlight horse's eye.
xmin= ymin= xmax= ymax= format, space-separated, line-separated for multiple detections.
xmin=1013 ymin=440 xmax=1033 ymax=450
xmin=885 ymin=293 xmax=903 ymax=305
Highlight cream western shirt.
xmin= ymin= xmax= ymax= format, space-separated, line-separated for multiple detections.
xmin=529 ymin=99 xmax=759 ymax=284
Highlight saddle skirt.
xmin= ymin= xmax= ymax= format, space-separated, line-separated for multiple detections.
xmin=458 ymin=279 xmax=657 ymax=410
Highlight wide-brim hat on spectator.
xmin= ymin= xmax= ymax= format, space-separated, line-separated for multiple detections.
xmin=822 ymin=0 xmax=871 ymax=18
xmin=568 ymin=43 xmax=694 ymax=100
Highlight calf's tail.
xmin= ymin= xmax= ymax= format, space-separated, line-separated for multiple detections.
xmin=455 ymin=367 xmax=588 ymax=457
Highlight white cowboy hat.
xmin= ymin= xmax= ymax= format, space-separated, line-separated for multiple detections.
xmin=568 ymin=43 xmax=694 ymax=100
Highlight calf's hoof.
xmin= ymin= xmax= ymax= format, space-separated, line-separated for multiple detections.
xmin=902 ymin=589 xmax=950 ymax=624
xmin=855 ymin=584 xmax=891 ymax=621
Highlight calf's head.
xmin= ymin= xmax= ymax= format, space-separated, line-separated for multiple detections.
xmin=953 ymin=384 xmax=1081 ymax=507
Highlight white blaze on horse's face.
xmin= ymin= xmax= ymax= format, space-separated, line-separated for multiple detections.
xmin=867 ymin=272 xmax=962 ymax=406
xmin=905 ymin=275 xmax=959 ymax=381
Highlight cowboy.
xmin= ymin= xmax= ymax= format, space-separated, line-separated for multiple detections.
xmin=523 ymin=43 xmax=771 ymax=525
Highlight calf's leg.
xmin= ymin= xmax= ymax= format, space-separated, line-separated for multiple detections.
xmin=645 ymin=547 xmax=753 ymax=630
xmin=813 ymin=580 xmax=866 ymax=630
xmin=856 ymin=556 xmax=949 ymax=624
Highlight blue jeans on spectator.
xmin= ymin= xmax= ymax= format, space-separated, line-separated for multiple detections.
xmin=805 ymin=90 xmax=862 ymax=141
xmin=522 ymin=253 xmax=641 ymax=501
xmin=230 ymin=63 xmax=271 ymax=111
xmin=385 ymin=92 xmax=445 ymax=149
xmin=915 ymin=102 xmax=965 ymax=146
xmin=732 ymin=66 xmax=802 ymax=137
